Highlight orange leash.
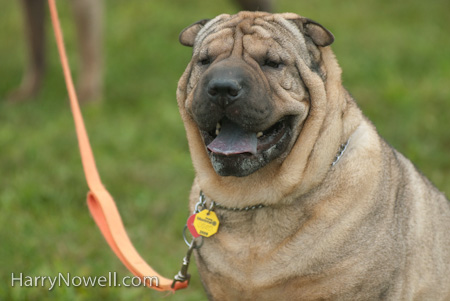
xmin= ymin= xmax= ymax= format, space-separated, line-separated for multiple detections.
xmin=48 ymin=0 xmax=188 ymax=292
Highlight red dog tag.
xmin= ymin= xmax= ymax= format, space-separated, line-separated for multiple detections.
xmin=187 ymin=214 xmax=201 ymax=238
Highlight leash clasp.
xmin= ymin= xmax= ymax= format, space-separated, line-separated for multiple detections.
xmin=172 ymin=239 xmax=196 ymax=288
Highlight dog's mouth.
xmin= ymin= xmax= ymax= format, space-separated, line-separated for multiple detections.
xmin=199 ymin=116 xmax=294 ymax=177
xmin=206 ymin=117 xmax=290 ymax=155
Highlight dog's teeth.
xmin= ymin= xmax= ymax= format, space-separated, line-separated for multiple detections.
xmin=215 ymin=123 xmax=221 ymax=136
xmin=256 ymin=132 xmax=263 ymax=138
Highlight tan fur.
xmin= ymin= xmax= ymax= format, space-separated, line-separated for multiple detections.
xmin=177 ymin=12 xmax=450 ymax=300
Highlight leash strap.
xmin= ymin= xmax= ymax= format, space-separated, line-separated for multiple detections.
xmin=48 ymin=0 xmax=188 ymax=292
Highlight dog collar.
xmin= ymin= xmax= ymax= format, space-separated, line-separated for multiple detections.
xmin=332 ymin=139 xmax=350 ymax=166
xmin=200 ymin=190 xmax=266 ymax=212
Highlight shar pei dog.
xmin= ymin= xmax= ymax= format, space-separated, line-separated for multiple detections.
xmin=176 ymin=11 xmax=450 ymax=300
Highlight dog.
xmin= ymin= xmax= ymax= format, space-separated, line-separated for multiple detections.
xmin=176 ymin=12 xmax=450 ymax=300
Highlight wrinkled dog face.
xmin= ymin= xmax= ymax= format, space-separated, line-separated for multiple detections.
xmin=179 ymin=12 xmax=334 ymax=177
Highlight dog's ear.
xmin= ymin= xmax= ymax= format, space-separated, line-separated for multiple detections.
xmin=179 ymin=19 xmax=210 ymax=47
xmin=291 ymin=18 xmax=335 ymax=47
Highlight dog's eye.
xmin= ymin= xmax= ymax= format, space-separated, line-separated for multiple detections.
xmin=264 ymin=59 xmax=281 ymax=69
xmin=199 ymin=58 xmax=211 ymax=66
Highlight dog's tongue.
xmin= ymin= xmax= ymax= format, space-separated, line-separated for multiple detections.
xmin=207 ymin=119 xmax=257 ymax=155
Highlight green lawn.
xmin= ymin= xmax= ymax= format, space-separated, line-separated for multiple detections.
xmin=1 ymin=0 xmax=449 ymax=300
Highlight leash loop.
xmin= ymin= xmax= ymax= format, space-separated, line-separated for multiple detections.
xmin=182 ymin=225 xmax=204 ymax=248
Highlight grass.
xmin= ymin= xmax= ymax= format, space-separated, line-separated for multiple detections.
xmin=0 ymin=0 xmax=449 ymax=300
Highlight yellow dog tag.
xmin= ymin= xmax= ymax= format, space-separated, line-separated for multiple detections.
xmin=193 ymin=210 xmax=220 ymax=237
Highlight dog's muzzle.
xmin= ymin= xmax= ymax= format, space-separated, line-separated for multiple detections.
xmin=190 ymin=58 xmax=293 ymax=177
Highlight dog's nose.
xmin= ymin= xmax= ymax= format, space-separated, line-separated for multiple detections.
xmin=207 ymin=78 xmax=242 ymax=107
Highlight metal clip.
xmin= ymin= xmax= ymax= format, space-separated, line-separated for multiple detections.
xmin=172 ymin=239 xmax=196 ymax=288
xmin=195 ymin=191 xmax=206 ymax=213
xmin=209 ymin=200 xmax=216 ymax=212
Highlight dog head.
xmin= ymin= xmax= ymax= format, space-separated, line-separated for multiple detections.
xmin=179 ymin=12 xmax=333 ymax=176
xmin=177 ymin=12 xmax=352 ymax=204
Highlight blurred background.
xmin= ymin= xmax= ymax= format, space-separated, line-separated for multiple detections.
xmin=0 ymin=0 xmax=449 ymax=299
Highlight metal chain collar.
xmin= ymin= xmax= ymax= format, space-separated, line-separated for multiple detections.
xmin=332 ymin=140 xmax=350 ymax=166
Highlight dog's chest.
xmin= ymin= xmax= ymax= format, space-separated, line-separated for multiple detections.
xmin=194 ymin=209 xmax=310 ymax=285
xmin=192 ymin=205 xmax=399 ymax=300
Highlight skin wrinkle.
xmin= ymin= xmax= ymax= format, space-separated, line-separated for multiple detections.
xmin=240 ymin=24 xmax=309 ymax=108
xmin=200 ymin=29 xmax=234 ymax=57
xmin=287 ymin=27 xmax=332 ymax=198
xmin=248 ymin=25 xmax=272 ymax=39
xmin=271 ymin=16 xmax=310 ymax=64
xmin=195 ymin=14 xmax=244 ymax=54
xmin=283 ymin=58 xmax=324 ymax=179
xmin=233 ymin=19 xmax=253 ymax=58
xmin=242 ymin=53 xmax=272 ymax=96
xmin=248 ymin=22 xmax=325 ymax=86
xmin=183 ymin=61 xmax=195 ymax=96
xmin=305 ymin=36 xmax=325 ymax=79
xmin=195 ymin=15 xmax=228 ymax=47
xmin=265 ymin=21 xmax=313 ymax=70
